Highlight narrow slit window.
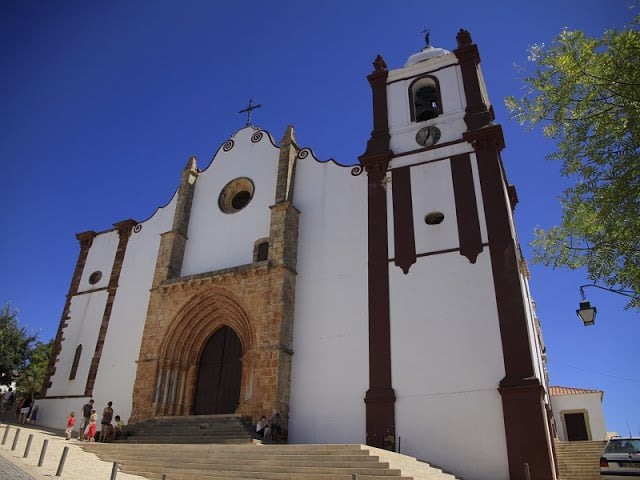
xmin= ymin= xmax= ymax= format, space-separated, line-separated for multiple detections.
xmin=69 ymin=344 xmax=82 ymax=380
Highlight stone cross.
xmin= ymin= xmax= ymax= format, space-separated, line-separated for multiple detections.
xmin=239 ymin=99 xmax=262 ymax=126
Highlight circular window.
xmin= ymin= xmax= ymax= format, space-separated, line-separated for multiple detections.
xmin=424 ymin=211 xmax=445 ymax=225
xmin=88 ymin=271 xmax=103 ymax=285
xmin=219 ymin=177 xmax=255 ymax=214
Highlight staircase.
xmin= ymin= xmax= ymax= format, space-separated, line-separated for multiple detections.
xmin=124 ymin=414 xmax=256 ymax=444
xmin=555 ymin=440 xmax=606 ymax=480
xmin=80 ymin=443 xmax=461 ymax=480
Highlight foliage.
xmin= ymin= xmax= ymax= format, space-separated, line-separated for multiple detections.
xmin=505 ymin=13 xmax=640 ymax=309
xmin=16 ymin=340 xmax=53 ymax=397
xmin=0 ymin=304 xmax=37 ymax=386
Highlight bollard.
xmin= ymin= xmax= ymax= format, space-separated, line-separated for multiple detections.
xmin=2 ymin=425 xmax=9 ymax=445
xmin=55 ymin=446 xmax=69 ymax=476
xmin=524 ymin=462 xmax=531 ymax=480
xmin=11 ymin=428 xmax=21 ymax=451
xmin=110 ymin=461 xmax=119 ymax=480
xmin=162 ymin=474 xmax=168 ymax=480
xmin=352 ymin=474 xmax=359 ymax=480
xmin=38 ymin=439 xmax=48 ymax=467
xmin=23 ymin=433 xmax=33 ymax=458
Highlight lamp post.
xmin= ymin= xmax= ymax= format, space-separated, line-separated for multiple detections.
xmin=576 ymin=284 xmax=638 ymax=326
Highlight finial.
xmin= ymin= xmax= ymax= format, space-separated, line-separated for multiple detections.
xmin=239 ymin=98 xmax=262 ymax=127
xmin=184 ymin=155 xmax=198 ymax=171
xmin=280 ymin=124 xmax=296 ymax=146
xmin=456 ymin=29 xmax=472 ymax=48
xmin=422 ymin=28 xmax=431 ymax=47
xmin=372 ymin=55 xmax=387 ymax=71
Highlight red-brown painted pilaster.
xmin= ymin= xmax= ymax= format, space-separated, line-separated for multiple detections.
xmin=359 ymin=54 xmax=396 ymax=451
xmin=454 ymin=29 xmax=494 ymax=130
xmin=392 ymin=166 xmax=416 ymax=273
xmin=42 ymin=230 xmax=96 ymax=396
xmin=465 ymin=125 xmax=555 ymax=479
xmin=450 ymin=153 xmax=483 ymax=263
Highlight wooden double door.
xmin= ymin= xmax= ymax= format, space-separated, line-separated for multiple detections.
xmin=193 ymin=326 xmax=242 ymax=415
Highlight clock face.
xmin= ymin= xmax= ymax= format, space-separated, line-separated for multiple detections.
xmin=415 ymin=126 xmax=441 ymax=147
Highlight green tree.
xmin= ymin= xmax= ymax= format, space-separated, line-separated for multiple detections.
xmin=0 ymin=304 xmax=37 ymax=385
xmin=506 ymin=13 xmax=640 ymax=309
xmin=16 ymin=340 xmax=53 ymax=397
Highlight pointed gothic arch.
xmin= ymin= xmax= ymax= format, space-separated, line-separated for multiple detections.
xmin=153 ymin=288 xmax=256 ymax=416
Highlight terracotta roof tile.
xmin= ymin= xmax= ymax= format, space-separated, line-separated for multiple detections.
xmin=549 ymin=385 xmax=604 ymax=400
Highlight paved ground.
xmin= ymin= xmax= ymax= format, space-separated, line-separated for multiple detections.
xmin=0 ymin=421 xmax=147 ymax=480
xmin=0 ymin=455 xmax=36 ymax=480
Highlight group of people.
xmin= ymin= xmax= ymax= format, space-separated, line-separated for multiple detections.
xmin=255 ymin=410 xmax=283 ymax=441
xmin=65 ymin=399 xmax=125 ymax=442
xmin=1 ymin=387 xmax=39 ymax=425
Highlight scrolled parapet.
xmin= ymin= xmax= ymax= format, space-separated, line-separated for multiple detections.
xmin=351 ymin=165 xmax=364 ymax=176
xmin=295 ymin=147 xmax=343 ymax=166
xmin=222 ymin=139 xmax=234 ymax=152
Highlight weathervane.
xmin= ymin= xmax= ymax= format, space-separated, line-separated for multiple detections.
xmin=421 ymin=27 xmax=431 ymax=47
xmin=239 ymin=98 xmax=262 ymax=127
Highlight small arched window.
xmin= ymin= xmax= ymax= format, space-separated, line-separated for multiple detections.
xmin=69 ymin=344 xmax=82 ymax=380
xmin=256 ymin=241 xmax=269 ymax=262
xmin=254 ymin=238 xmax=269 ymax=262
xmin=409 ymin=76 xmax=442 ymax=122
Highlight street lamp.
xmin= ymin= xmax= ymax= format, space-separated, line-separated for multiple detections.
xmin=576 ymin=300 xmax=597 ymax=326
xmin=576 ymin=283 xmax=637 ymax=326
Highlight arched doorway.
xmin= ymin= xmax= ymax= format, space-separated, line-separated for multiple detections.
xmin=193 ymin=326 xmax=242 ymax=414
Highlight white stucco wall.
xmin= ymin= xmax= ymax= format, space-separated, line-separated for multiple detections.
xmin=552 ymin=392 xmax=607 ymax=441
xmin=77 ymin=231 xmax=119 ymax=293
xmin=181 ymin=128 xmax=279 ymax=276
xmin=45 ymin=290 xmax=109 ymax=398
xmin=389 ymin=250 xmax=509 ymax=480
xmin=288 ymin=156 xmax=368 ymax=445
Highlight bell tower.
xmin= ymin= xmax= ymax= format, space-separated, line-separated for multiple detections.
xmin=359 ymin=30 xmax=556 ymax=479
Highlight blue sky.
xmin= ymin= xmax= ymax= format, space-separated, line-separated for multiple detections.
xmin=0 ymin=1 xmax=637 ymax=437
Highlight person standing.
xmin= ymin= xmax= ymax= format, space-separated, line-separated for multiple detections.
xmin=19 ymin=395 xmax=32 ymax=424
xmin=1 ymin=388 xmax=14 ymax=420
xmin=27 ymin=403 xmax=39 ymax=424
xmin=79 ymin=399 xmax=94 ymax=441
xmin=65 ymin=412 xmax=75 ymax=440
xmin=86 ymin=409 xmax=97 ymax=442
xmin=99 ymin=401 xmax=114 ymax=442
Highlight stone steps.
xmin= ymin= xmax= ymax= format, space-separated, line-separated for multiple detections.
xmin=80 ymin=443 xmax=460 ymax=480
xmin=555 ymin=440 xmax=606 ymax=480
xmin=124 ymin=414 xmax=256 ymax=444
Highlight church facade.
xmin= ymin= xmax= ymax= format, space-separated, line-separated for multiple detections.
xmin=38 ymin=30 xmax=557 ymax=480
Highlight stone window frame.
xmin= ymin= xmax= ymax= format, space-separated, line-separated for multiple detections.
xmin=88 ymin=271 xmax=102 ymax=285
xmin=253 ymin=237 xmax=269 ymax=263
xmin=218 ymin=177 xmax=255 ymax=214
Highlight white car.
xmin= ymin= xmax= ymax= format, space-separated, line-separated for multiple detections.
xmin=600 ymin=437 xmax=640 ymax=479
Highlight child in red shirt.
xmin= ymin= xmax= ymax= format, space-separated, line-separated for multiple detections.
xmin=65 ymin=412 xmax=75 ymax=440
